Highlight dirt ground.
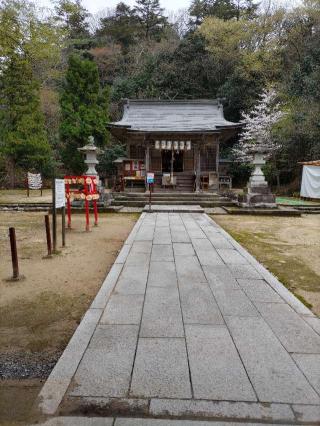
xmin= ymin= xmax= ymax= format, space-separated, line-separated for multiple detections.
xmin=0 ymin=189 xmax=52 ymax=204
xmin=0 ymin=211 xmax=138 ymax=424
xmin=214 ymin=214 xmax=320 ymax=316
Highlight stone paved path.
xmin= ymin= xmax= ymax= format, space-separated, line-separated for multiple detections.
xmin=37 ymin=213 xmax=320 ymax=425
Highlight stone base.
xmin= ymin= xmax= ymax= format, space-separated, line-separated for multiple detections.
xmin=238 ymin=185 xmax=277 ymax=208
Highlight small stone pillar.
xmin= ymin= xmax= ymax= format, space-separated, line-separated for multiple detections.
xmin=77 ymin=136 xmax=101 ymax=176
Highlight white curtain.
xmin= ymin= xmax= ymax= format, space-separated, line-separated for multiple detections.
xmin=300 ymin=165 xmax=320 ymax=198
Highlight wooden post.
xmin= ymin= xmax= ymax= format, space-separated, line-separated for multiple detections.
xmin=216 ymin=136 xmax=220 ymax=191
xmin=195 ymin=144 xmax=201 ymax=192
xmin=9 ymin=227 xmax=19 ymax=280
xmin=44 ymin=215 xmax=52 ymax=256
xmin=61 ymin=207 xmax=66 ymax=247
xmin=93 ymin=199 xmax=98 ymax=226
xmin=145 ymin=141 xmax=150 ymax=191
xmin=52 ymin=177 xmax=57 ymax=253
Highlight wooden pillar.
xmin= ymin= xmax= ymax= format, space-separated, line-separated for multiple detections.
xmin=216 ymin=137 xmax=220 ymax=191
xmin=145 ymin=142 xmax=150 ymax=191
xmin=195 ymin=143 xmax=201 ymax=192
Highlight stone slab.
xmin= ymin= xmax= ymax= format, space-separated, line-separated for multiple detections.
xmin=291 ymin=404 xmax=320 ymax=423
xmin=217 ymin=248 xmax=248 ymax=265
xmin=153 ymin=227 xmax=171 ymax=244
xmin=226 ymin=316 xmax=320 ymax=404
xmin=203 ymin=265 xmax=240 ymax=291
xmin=151 ymin=244 xmax=174 ymax=262
xmin=206 ymin=234 xmax=234 ymax=249
xmin=35 ymin=418 xmax=114 ymax=426
xmin=114 ymin=419 xmax=290 ymax=426
xmin=134 ymin=225 xmax=155 ymax=241
xmin=292 ymin=353 xmax=320 ymax=395
xmin=148 ymin=261 xmax=177 ymax=287
xmin=149 ymin=399 xmax=295 ymax=423
xmin=186 ymin=325 xmax=256 ymax=401
xmin=125 ymin=251 xmax=150 ymax=266
xmin=140 ymin=286 xmax=184 ymax=337
xmin=192 ymin=239 xmax=224 ymax=266
xmin=237 ymin=279 xmax=284 ymax=303
xmin=179 ymin=283 xmax=223 ymax=325
xmin=213 ymin=289 xmax=259 ymax=317
xmin=255 ymin=302 xmax=320 ymax=353
xmin=70 ymin=325 xmax=139 ymax=398
xmin=116 ymin=264 xmax=148 ymax=295
xmin=90 ymin=263 xmax=123 ymax=309
xmin=130 ymin=338 xmax=192 ymax=398
xmin=101 ymin=294 xmax=144 ymax=325
xmin=130 ymin=241 xmax=152 ymax=254
xmin=170 ymin=228 xmax=190 ymax=243
xmin=144 ymin=204 xmax=204 ymax=213
xmin=175 ymin=255 xmax=207 ymax=284
xmin=172 ymin=242 xmax=195 ymax=256
xmin=227 ymin=263 xmax=262 ymax=279
xmin=38 ymin=308 xmax=102 ymax=415
xmin=115 ymin=244 xmax=131 ymax=264
xmin=304 ymin=316 xmax=320 ymax=336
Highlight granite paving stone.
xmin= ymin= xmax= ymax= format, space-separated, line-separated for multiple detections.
xmin=101 ymin=294 xmax=144 ymax=325
xmin=153 ymin=227 xmax=171 ymax=244
xmin=170 ymin=228 xmax=190 ymax=243
xmin=255 ymin=302 xmax=320 ymax=353
xmin=130 ymin=241 xmax=152 ymax=254
xmin=227 ymin=263 xmax=262 ymax=279
xmin=192 ymin=239 xmax=224 ymax=266
xmin=175 ymin=255 xmax=207 ymax=284
xmin=203 ymin=265 xmax=240 ymax=291
xmin=140 ymin=286 xmax=184 ymax=337
xmin=151 ymin=244 xmax=174 ymax=262
xmin=134 ymin=225 xmax=155 ymax=241
xmin=125 ymin=251 xmax=150 ymax=265
xmin=213 ymin=289 xmax=259 ymax=317
xmin=304 ymin=316 xmax=320 ymax=336
xmin=173 ymin=242 xmax=195 ymax=256
xmin=179 ymin=283 xmax=223 ymax=325
xmin=237 ymin=279 xmax=284 ymax=303
xmin=217 ymin=248 xmax=248 ymax=265
xmin=291 ymin=404 xmax=320 ymax=423
xmin=130 ymin=338 xmax=192 ymax=398
xmin=186 ymin=324 xmax=256 ymax=401
xmin=148 ymin=261 xmax=177 ymax=287
xmin=116 ymin=264 xmax=149 ymax=294
xmin=206 ymin=234 xmax=234 ymax=249
xmin=226 ymin=316 xmax=320 ymax=404
xmin=115 ymin=244 xmax=131 ymax=264
xmin=70 ymin=325 xmax=139 ymax=397
xmin=292 ymin=353 xmax=320 ymax=395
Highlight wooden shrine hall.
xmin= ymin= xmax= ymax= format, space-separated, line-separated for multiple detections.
xmin=108 ymin=99 xmax=240 ymax=192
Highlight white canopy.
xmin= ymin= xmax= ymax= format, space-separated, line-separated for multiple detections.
xmin=300 ymin=165 xmax=320 ymax=199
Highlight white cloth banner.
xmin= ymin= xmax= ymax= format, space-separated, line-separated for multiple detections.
xmin=300 ymin=165 xmax=320 ymax=199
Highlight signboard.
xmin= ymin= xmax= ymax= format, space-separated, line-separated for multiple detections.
xmin=55 ymin=179 xmax=66 ymax=208
xmin=147 ymin=173 xmax=154 ymax=184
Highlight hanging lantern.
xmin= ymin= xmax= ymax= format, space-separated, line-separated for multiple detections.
xmin=179 ymin=141 xmax=185 ymax=150
xmin=166 ymin=140 xmax=172 ymax=150
xmin=155 ymin=140 xmax=160 ymax=150
xmin=186 ymin=141 xmax=191 ymax=150
xmin=161 ymin=140 xmax=166 ymax=150
xmin=173 ymin=141 xmax=179 ymax=150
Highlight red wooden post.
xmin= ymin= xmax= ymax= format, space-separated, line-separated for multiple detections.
xmin=93 ymin=199 xmax=98 ymax=226
xmin=66 ymin=182 xmax=71 ymax=228
xmin=85 ymin=182 xmax=90 ymax=231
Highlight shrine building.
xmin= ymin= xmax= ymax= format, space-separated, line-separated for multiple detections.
xmin=108 ymin=99 xmax=240 ymax=192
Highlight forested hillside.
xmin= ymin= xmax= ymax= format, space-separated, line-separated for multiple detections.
xmin=0 ymin=0 xmax=319 ymax=189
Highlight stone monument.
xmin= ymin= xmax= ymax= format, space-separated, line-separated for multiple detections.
xmin=239 ymin=145 xmax=276 ymax=208
xmin=77 ymin=136 xmax=101 ymax=176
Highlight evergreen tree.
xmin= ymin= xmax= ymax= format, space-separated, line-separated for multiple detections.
xmin=55 ymin=0 xmax=90 ymax=40
xmin=59 ymin=54 xmax=109 ymax=173
xmin=0 ymin=54 xmax=52 ymax=187
xmin=97 ymin=3 xmax=139 ymax=50
xmin=134 ymin=0 xmax=168 ymax=40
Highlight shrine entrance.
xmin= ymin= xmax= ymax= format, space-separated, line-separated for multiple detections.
xmin=162 ymin=150 xmax=184 ymax=173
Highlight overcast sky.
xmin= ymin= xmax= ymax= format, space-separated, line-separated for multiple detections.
xmin=38 ymin=0 xmax=301 ymax=14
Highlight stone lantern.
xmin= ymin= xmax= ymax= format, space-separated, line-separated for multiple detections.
xmin=77 ymin=136 xmax=102 ymax=177
xmin=239 ymin=144 xmax=276 ymax=208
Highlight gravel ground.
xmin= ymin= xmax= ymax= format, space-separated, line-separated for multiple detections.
xmin=0 ymin=352 xmax=59 ymax=379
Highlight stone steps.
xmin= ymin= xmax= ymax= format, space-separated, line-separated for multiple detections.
xmin=112 ymin=200 xmax=234 ymax=207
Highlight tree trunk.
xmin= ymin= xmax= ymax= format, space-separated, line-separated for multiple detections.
xmin=6 ymin=158 xmax=16 ymax=189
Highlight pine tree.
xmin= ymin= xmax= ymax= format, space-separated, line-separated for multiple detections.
xmin=0 ymin=54 xmax=52 ymax=187
xmin=59 ymin=54 xmax=109 ymax=173
xmin=134 ymin=0 xmax=168 ymax=40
